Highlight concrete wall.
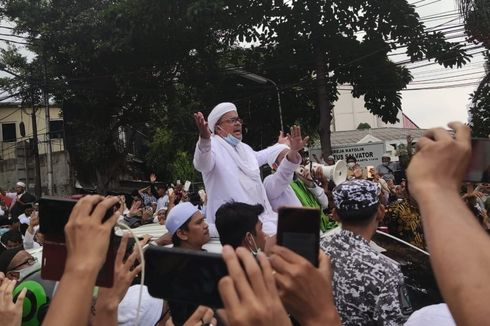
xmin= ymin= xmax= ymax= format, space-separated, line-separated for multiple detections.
xmin=0 ymin=151 xmax=72 ymax=196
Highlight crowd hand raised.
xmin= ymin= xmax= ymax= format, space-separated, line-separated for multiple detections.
xmin=194 ymin=112 xmax=211 ymax=139
xmin=269 ymin=246 xmax=341 ymax=326
xmin=64 ymin=195 xmax=121 ymax=275
xmin=218 ymin=246 xmax=292 ymax=326
xmin=407 ymin=122 xmax=471 ymax=201
xmin=165 ymin=306 xmax=216 ymax=326
xmin=288 ymin=125 xmax=309 ymax=153
xmin=0 ymin=276 xmax=27 ymax=326
xmin=150 ymin=173 xmax=157 ymax=183
xmin=129 ymin=199 xmax=142 ymax=217
xmin=95 ymin=233 xmax=143 ymax=312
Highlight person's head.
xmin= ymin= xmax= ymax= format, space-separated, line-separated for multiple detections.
xmin=326 ymin=155 xmax=335 ymax=166
xmin=346 ymin=156 xmax=357 ymax=168
xmin=332 ymin=179 xmax=385 ymax=228
xmin=156 ymin=184 xmax=166 ymax=197
xmin=215 ymin=202 xmax=266 ymax=253
xmin=208 ymin=102 xmax=243 ymax=141
xmin=353 ymin=165 xmax=364 ymax=179
xmin=166 ymin=202 xmax=209 ymax=250
xmin=24 ymin=206 xmax=34 ymax=217
xmin=156 ymin=208 xmax=167 ymax=225
xmin=0 ymin=248 xmax=37 ymax=280
xmin=1 ymin=230 xmax=23 ymax=249
xmin=15 ymin=181 xmax=26 ymax=194
xmin=382 ymin=154 xmax=391 ymax=165
xmin=267 ymin=144 xmax=290 ymax=170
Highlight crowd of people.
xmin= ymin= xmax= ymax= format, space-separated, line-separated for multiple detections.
xmin=0 ymin=101 xmax=488 ymax=326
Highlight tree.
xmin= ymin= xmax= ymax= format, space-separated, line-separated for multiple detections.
xmin=357 ymin=122 xmax=371 ymax=130
xmin=0 ymin=0 xmax=234 ymax=192
xmin=458 ymin=0 xmax=490 ymax=137
xmin=229 ymin=0 xmax=470 ymax=157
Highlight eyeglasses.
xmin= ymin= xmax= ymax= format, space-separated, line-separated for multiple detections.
xmin=220 ymin=117 xmax=243 ymax=125
xmin=8 ymin=256 xmax=37 ymax=272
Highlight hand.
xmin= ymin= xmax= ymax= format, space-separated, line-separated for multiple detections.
xmin=150 ymin=173 xmax=157 ymax=183
xmin=96 ymin=233 xmax=142 ymax=311
xmin=288 ymin=125 xmax=309 ymax=153
xmin=277 ymin=130 xmax=290 ymax=146
xmin=407 ymin=122 xmax=471 ymax=201
xmin=166 ymin=306 xmax=216 ymax=326
xmin=30 ymin=212 xmax=39 ymax=227
xmin=314 ymin=166 xmax=328 ymax=184
xmin=218 ymin=246 xmax=292 ymax=326
xmin=299 ymin=167 xmax=314 ymax=187
xmin=64 ymin=195 xmax=120 ymax=275
xmin=194 ymin=112 xmax=211 ymax=139
xmin=129 ymin=200 xmax=142 ymax=217
xmin=0 ymin=278 xmax=27 ymax=326
xmin=269 ymin=246 xmax=341 ymax=326
xmin=155 ymin=232 xmax=173 ymax=246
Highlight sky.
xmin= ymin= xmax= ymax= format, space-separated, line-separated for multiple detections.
xmin=0 ymin=0 xmax=485 ymax=130
xmin=399 ymin=0 xmax=486 ymax=129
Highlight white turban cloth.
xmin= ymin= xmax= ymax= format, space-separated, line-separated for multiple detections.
xmin=267 ymin=144 xmax=290 ymax=168
xmin=207 ymin=102 xmax=237 ymax=133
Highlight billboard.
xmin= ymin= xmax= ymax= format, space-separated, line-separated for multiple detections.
xmin=310 ymin=142 xmax=386 ymax=167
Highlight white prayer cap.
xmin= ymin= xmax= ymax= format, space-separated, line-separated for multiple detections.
xmin=267 ymin=144 xmax=290 ymax=168
xmin=118 ymin=285 xmax=164 ymax=326
xmin=166 ymin=202 xmax=200 ymax=235
xmin=208 ymin=102 xmax=237 ymax=133
xmin=16 ymin=181 xmax=26 ymax=188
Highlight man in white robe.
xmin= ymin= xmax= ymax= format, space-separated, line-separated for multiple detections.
xmin=193 ymin=102 xmax=281 ymax=237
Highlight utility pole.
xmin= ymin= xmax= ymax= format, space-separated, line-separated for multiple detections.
xmin=43 ymin=53 xmax=53 ymax=195
xmin=30 ymin=72 xmax=42 ymax=198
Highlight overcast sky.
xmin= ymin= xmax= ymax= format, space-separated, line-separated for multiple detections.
xmin=400 ymin=0 xmax=486 ymax=129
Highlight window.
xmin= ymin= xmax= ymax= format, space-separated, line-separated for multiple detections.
xmin=2 ymin=123 xmax=16 ymax=142
xmin=49 ymin=120 xmax=64 ymax=139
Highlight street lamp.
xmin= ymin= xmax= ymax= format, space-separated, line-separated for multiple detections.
xmin=227 ymin=68 xmax=284 ymax=131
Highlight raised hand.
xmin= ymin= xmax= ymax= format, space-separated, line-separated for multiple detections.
xmin=288 ymin=125 xmax=309 ymax=153
xmin=0 ymin=278 xmax=27 ymax=326
xmin=150 ymin=173 xmax=157 ymax=183
xmin=193 ymin=112 xmax=211 ymax=139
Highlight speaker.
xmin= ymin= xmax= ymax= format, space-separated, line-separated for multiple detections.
xmin=310 ymin=160 xmax=348 ymax=185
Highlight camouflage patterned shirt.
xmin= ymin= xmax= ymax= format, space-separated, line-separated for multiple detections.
xmin=321 ymin=229 xmax=412 ymax=326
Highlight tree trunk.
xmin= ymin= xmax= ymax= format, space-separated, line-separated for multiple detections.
xmin=315 ymin=53 xmax=334 ymax=158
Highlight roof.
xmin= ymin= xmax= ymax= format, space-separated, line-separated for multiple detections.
xmin=314 ymin=127 xmax=429 ymax=147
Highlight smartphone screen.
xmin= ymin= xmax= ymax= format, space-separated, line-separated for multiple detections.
xmin=144 ymin=246 xmax=227 ymax=308
xmin=464 ymin=139 xmax=490 ymax=183
xmin=39 ymin=197 xmax=117 ymax=287
xmin=277 ymin=207 xmax=320 ymax=267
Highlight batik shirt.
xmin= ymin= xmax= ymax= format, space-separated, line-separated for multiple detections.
xmin=321 ymin=229 xmax=412 ymax=326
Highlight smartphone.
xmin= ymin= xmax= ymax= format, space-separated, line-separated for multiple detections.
xmin=183 ymin=181 xmax=191 ymax=192
xmin=277 ymin=207 xmax=320 ymax=267
xmin=144 ymin=246 xmax=227 ymax=308
xmin=38 ymin=197 xmax=117 ymax=288
xmin=464 ymin=139 xmax=490 ymax=183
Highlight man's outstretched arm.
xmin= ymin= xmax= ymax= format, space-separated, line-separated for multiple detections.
xmin=407 ymin=122 xmax=490 ymax=326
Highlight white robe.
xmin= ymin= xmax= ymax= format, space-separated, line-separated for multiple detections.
xmin=193 ymin=136 xmax=278 ymax=236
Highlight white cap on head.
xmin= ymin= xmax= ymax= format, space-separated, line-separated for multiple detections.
xmin=267 ymin=144 xmax=290 ymax=168
xmin=207 ymin=102 xmax=237 ymax=134
xmin=16 ymin=181 xmax=26 ymax=188
xmin=166 ymin=202 xmax=200 ymax=235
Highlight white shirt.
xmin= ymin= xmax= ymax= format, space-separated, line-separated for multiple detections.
xmin=263 ymin=154 xmax=302 ymax=212
xmin=156 ymin=195 xmax=168 ymax=212
xmin=18 ymin=213 xmax=30 ymax=225
xmin=193 ymin=136 xmax=278 ymax=236
xmin=23 ymin=227 xmax=41 ymax=249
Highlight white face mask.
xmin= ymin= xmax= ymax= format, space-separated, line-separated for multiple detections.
xmin=217 ymin=126 xmax=241 ymax=146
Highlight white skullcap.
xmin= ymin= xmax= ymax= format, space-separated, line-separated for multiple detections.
xmin=267 ymin=144 xmax=290 ymax=168
xmin=207 ymin=102 xmax=237 ymax=133
xmin=16 ymin=181 xmax=26 ymax=188
xmin=118 ymin=285 xmax=164 ymax=326
xmin=166 ymin=202 xmax=200 ymax=235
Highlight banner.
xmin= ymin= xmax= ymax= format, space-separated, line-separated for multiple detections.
xmin=310 ymin=142 xmax=385 ymax=167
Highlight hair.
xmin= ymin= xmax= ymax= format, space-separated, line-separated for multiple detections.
xmin=1 ymin=230 xmax=23 ymax=246
xmin=336 ymin=204 xmax=379 ymax=226
xmin=215 ymin=202 xmax=264 ymax=248
xmin=171 ymin=218 xmax=191 ymax=247
xmin=346 ymin=155 xmax=357 ymax=163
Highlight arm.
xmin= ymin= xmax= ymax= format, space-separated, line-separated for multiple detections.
xmin=149 ymin=174 xmax=159 ymax=198
xmin=42 ymin=196 xmax=121 ymax=326
xmin=192 ymin=112 xmax=215 ymax=173
xmin=307 ymin=185 xmax=329 ymax=209
xmin=264 ymin=155 xmax=300 ymax=200
xmin=407 ymin=122 xmax=490 ymax=326
xmin=23 ymin=226 xmax=36 ymax=249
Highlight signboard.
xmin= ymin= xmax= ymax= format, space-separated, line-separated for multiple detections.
xmin=310 ymin=142 xmax=385 ymax=167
